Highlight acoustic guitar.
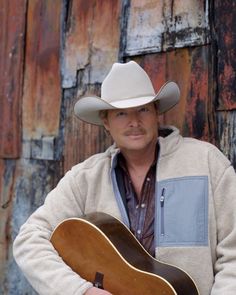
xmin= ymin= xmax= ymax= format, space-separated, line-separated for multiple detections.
xmin=50 ymin=212 xmax=199 ymax=295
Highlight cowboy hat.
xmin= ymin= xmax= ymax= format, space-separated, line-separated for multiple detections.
xmin=74 ymin=61 xmax=180 ymax=125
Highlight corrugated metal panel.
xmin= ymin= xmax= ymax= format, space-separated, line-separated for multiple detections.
xmin=22 ymin=0 xmax=62 ymax=141
xmin=62 ymin=0 xmax=121 ymax=88
xmin=214 ymin=0 xmax=236 ymax=110
xmin=125 ymin=0 xmax=209 ymax=56
xmin=0 ymin=0 xmax=26 ymax=158
xmin=134 ymin=45 xmax=214 ymax=141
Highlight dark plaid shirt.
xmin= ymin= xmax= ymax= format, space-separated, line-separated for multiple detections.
xmin=116 ymin=151 xmax=157 ymax=257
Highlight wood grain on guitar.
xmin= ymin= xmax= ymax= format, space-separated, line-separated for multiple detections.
xmin=50 ymin=212 xmax=199 ymax=295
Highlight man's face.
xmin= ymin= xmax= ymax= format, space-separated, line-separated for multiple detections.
xmin=102 ymin=103 xmax=158 ymax=153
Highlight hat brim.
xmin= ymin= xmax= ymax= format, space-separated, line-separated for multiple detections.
xmin=74 ymin=81 xmax=180 ymax=125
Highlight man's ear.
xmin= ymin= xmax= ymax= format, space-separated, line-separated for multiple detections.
xmin=102 ymin=118 xmax=110 ymax=131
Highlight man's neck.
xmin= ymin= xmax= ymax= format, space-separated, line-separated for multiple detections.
xmin=119 ymin=141 xmax=157 ymax=199
xmin=120 ymin=142 xmax=157 ymax=172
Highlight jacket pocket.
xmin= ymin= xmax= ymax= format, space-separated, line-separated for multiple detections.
xmin=155 ymin=176 xmax=208 ymax=247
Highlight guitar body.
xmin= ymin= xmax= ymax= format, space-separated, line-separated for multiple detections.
xmin=51 ymin=212 xmax=199 ymax=295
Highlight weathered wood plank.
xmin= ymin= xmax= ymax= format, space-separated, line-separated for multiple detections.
xmin=62 ymin=0 xmax=121 ymax=168
xmin=0 ymin=0 xmax=27 ymax=158
xmin=134 ymin=45 xmax=214 ymax=142
xmin=63 ymin=86 xmax=113 ymax=171
xmin=214 ymin=0 xmax=236 ymax=110
xmin=0 ymin=159 xmax=17 ymax=291
xmin=125 ymin=0 xmax=209 ymax=56
xmin=6 ymin=158 xmax=63 ymax=294
xmin=22 ymin=0 xmax=62 ymax=141
xmin=217 ymin=111 xmax=236 ymax=169
xmin=62 ymin=0 xmax=121 ymax=88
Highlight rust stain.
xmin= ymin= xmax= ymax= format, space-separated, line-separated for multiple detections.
xmin=22 ymin=0 xmax=62 ymax=140
xmin=135 ymin=46 xmax=212 ymax=141
xmin=0 ymin=0 xmax=27 ymax=158
xmin=62 ymin=0 xmax=121 ymax=87
xmin=215 ymin=0 xmax=236 ymax=110
xmin=62 ymin=0 xmax=121 ymax=167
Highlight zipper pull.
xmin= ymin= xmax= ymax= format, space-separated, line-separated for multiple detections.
xmin=160 ymin=188 xmax=165 ymax=207
xmin=160 ymin=188 xmax=166 ymax=236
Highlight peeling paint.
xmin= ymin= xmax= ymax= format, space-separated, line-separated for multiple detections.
xmin=125 ymin=0 xmax=209 ymax=56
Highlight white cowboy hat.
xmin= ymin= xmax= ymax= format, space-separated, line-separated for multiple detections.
xmin=74 ymin=61 xmax=180 ymax=125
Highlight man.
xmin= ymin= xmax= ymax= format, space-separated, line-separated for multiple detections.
xmin=13 ymin=61 xmax=236 ymax=295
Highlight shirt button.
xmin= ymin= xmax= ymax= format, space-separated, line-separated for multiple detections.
xmin=141 ymin=203 xmax=146 ymax=208
xmin=137 ymin=229 xmax=141 ymax=235
xmin=136 ymin=205 xmax=139 ymax=209
xmin=146 ymin=177 xmax=151 ymax=182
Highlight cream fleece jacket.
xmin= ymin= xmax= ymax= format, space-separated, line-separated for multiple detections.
xmin=13 ymin=127 xmax=236 ymax=295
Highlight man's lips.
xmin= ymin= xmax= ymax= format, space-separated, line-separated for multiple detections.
xmin=124 ymin=129 xmax=146 ymax=136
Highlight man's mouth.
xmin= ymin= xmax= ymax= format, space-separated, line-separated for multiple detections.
xmin=124 ymin=129 xmax=145 ymax=137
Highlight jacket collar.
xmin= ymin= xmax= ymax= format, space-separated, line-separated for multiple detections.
xmin=158 ymin=126 xmax=183 ymax=157
xmin=107 ymin=126 xmax=182 ymax=167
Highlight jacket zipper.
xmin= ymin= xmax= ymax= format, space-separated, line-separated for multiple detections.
xmin=160 ymin=188 xmax=165 ymax=236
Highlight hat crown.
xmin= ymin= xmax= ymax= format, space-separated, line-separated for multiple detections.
xmin=101 ymin=61 xmax=155 ymax=103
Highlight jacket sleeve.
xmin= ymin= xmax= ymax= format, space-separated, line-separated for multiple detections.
xmin=210 ymin=150 xmax=236 ymax=294
xmin=13 ymin=168 xmax=93 ymax=295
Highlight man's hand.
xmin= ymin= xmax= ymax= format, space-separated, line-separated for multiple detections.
xmin=84 ymin=286 xmax=112 ymax=295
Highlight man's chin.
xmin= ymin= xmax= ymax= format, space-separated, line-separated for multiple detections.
xmin=120 ymin=143 xmax=149 ymax=152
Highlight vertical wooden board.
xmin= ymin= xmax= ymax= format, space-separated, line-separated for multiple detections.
xmin=62 ymin=0 xmax=121 ymax=88
xmin=217 ymin=111 xmax=236 ymax=169
xmin=23 ymin=0 xmax=62 ymax=140
xmin=62 ymin=0 xmax=121 ymax=169
xmin=62 ymin=0 xmax=93 ymax=87
xmin=89 ymin=0 xmax=121 ymax=83
xmin=63 ymin=86 xmax=112 ymax=171
xmin=125 ymin=0 xmax=165 ymax=55
xmin=125 ymin=0 xmax=209 ymax=56
xmin=134 ymin=46 xmax=213 ymax=141
xmin=214 ymin=0 xmax=236 ymax=110
xmin=0 ymin=0 xmax=27 ymax=158
xmin=6 ymin=158 xmax=62 ymax=294
xmin=0 ymin=159 xmax=16 ymax=288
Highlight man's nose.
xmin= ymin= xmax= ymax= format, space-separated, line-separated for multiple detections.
xmin=128 ymin=111 xmax=140 ymax=127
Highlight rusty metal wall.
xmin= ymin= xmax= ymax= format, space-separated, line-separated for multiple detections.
xmin=0 ymin=0 xmax=235 ymax=294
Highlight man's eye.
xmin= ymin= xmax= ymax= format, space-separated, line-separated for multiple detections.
xmin=139 ymin=107 xmax=149 ymax=113
xmin=116 ymin=111 xmax=126 ymax=117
